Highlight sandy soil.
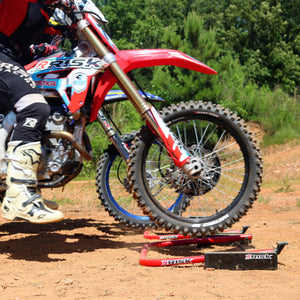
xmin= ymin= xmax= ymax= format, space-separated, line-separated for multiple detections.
xmin=0 ymin=141 xmax=299 ymax=300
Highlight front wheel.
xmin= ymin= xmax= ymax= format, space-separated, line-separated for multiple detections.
xmin=128 ymin=101 xmax=263 ymax=236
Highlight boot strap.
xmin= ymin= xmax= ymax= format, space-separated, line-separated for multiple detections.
xmin=10 ymin=177 xmax=37 ymax=186
xmin=22 ymin=192 xmax=42 ymax=207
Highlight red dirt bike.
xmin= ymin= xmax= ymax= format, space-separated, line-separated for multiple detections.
xmin=0 ymin=0 xmax=262 ymax=236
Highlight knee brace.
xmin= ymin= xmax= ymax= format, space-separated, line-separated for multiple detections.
xmin=11 ymin=94 xmax=50 ymax=142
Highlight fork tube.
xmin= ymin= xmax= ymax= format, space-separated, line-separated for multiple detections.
xmin=78 ymin=22 xmax=151 ymax=116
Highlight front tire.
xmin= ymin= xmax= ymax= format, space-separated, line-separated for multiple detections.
xmin=128 ymin=101 xmax=263 ymax=236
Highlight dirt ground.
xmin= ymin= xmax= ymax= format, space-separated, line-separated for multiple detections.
xmin=0 ymin=140 xmax=299 ymax=300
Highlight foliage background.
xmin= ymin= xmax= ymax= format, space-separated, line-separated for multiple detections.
xmin=83 ymin=0 xmax=300 ymax=177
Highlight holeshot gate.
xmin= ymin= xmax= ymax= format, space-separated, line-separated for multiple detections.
xmin=139 ymin=226 xmax=287 ymax=270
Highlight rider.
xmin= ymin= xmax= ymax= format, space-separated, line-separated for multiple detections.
xmin=0 ymin=0 xmax=66 ymax=223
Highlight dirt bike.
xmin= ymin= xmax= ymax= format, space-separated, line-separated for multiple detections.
xmin=0 ymin=0 xmax=262 ymax=236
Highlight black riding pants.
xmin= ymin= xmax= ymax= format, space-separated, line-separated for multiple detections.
xmin=0 ymin=50 xmax=50 ymax=142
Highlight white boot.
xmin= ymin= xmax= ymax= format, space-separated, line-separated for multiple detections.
xmin=1 ymin=141 xmax=64 ymax=224
xmin=0 ymin=127 xmax=8 ymax=176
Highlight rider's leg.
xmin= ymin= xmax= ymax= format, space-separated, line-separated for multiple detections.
xmin=1 ymin=93 xmax=64 ymax=223
xmin=0 ymin=52 xmax=61 ymax=218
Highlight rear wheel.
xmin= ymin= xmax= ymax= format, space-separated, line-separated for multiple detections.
xmin=128 ymin=101 xmax=263 ymax=236
xmin=96 ymin=132 xmax=154 ymax=229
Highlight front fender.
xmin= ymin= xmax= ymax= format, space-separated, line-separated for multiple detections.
xmin=91 ymin=49 xmax=217 ymax=121
xmin=116 ymin=49 xmax=217 ymax=74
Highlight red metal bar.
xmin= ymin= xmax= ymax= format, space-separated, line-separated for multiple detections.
xmin=143 ymin=228 xmax=249 ymax=240
xmin=139 ymin=234 xmax=252 ymax=267
xmin=140 ymin=243 xmax=205 ymax=267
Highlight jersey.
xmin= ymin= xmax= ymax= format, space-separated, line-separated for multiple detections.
xmin=0 ymin=0 xmax=54 ymax=60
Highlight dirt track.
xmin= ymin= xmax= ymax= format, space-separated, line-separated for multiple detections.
xmin=0 ymin=142 xmax=299 ymax=299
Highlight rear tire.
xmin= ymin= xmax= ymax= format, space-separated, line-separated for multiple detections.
xmin=96 ymin=131 xmax=155 ymax=229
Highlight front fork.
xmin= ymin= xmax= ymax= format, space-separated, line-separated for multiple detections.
xmin=79 ymin=21 xmax=197 ymax=177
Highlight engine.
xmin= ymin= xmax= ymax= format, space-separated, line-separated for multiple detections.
xmin=38 ymin=106 xmax=82 ymax=186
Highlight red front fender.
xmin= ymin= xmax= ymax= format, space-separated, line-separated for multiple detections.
xmin=91 ymin=49 xmax=217 ymax=121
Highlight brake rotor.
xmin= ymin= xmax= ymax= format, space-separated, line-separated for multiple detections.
xmin=166 ymin=146 xmax=221 ymax=196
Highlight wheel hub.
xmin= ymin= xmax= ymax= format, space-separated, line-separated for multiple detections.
xmin=167 ymin=147 xmax=221 ymax=196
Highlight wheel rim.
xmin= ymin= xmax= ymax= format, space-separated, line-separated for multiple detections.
xmin=141 ymin=115 xmax=250 ymax=222
xmin=105 ymin=152 xmax=150 ymax=220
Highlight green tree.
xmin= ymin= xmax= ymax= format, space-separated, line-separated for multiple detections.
xmin=151 ymin=12 xmax=246 ymax=108
xmin=100 ymin=0 xmax=192 ymax=49
xmin=190 ymin=0 xmax=300 ymax=94
xmin=131 ymin=0 xmax=191 ymax=48
xmin=99 ymin=0 xmax=145 ymax=49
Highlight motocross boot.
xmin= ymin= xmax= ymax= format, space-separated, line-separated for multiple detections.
xmin=0 ymin=130 xmax=58 ymax=210
xmin=0 ymin=127 xmax=8 ymax=177
xmin=1 ymin=141 xmax=64 ymax=223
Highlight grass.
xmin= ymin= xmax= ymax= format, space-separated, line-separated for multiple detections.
xmin=258 ymin=195 xmax=272 ymax=204
xmin=54 ymin=197 xmax=75 ymax=206
xmin=274 ymin=178 xmax=295 ymax=193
